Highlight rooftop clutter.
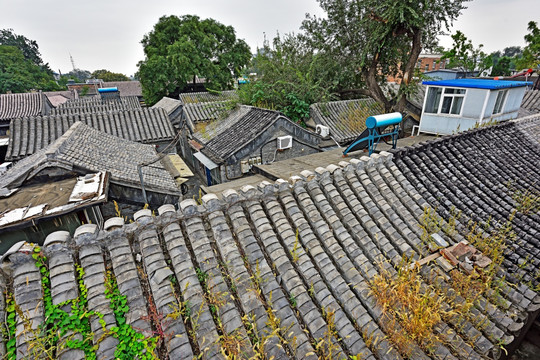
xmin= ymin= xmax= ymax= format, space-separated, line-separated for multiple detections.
xmin=0 ymin=114 xmax=539 ymax=359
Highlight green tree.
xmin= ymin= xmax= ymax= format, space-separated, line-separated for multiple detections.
xmin=0 ymin=45 xmax=60 ymax=93
xmin=91 ymin=69 xmax=130 ymax=82
xmin=490 ymin=56 xmax=512 ymax=76
xmin=137 ymin=15 xmax=251 ymax=105
xmin=238 ymin=33 xmax=334 ymax=123
xmin=515 ymin=21 xmax=540 ymax=70
xmin=0 ymin=28 xmax=44 ymax=67
xmin=301 ymin=0 xmax=469 ymax=112
xmin=442 ymin=31 xmax=492 ymax=76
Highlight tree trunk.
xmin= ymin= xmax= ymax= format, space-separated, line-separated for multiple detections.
xmin=363 ymin=52 xmax=392 ymax=112
xmin=395 ymin=28 xmax=423 ymax=113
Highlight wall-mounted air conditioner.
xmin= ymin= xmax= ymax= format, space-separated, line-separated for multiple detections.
xmin=316 ymin=124 xmax=330 ymax=138
xmin=240 ymin=160 xmax=250 ymax=173
xmin=277 ymin=135 xmax=293 ymax=150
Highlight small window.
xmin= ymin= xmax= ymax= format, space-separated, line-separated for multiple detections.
xmin=425 ymin=64 xmax=429 ymax=71
xmin=432 ymin=62 xmax=436 ymax=70
xmin=425 ymin=87 xmax=442 ymax=114
xmin=493 ymin=89 xmax=508 ymax=114
xmin=440 ymin=88 xmax=466 ymax=115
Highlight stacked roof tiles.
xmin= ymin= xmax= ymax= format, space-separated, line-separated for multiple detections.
xmin=0 ymin=122 xmax=179 ymax=194
xmin=310 ymin=99 xmax=384 ymax=145
xmin=6 ymin=108 xmax=175 ymax=160
xmin=0 ymin=92 xmax=46 ymax=121
xmin=0 ymin=116 xmax=538 ymax=359
xmin=179 ymin=90 xmax=238 ymax=105
xmin=520 ymin=90 xmax=540 ymax=116
xmin=50 ymin=96 xmax=141 ymax=115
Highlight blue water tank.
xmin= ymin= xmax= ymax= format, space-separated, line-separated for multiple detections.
xmin=365 ymin=112 xmax=402 ymax=129
xmin=98 ymin=87 xmax=119 ymax=93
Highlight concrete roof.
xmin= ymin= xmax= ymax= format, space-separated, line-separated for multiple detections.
xmin=0 ymin=115 xmax=539 ymax=359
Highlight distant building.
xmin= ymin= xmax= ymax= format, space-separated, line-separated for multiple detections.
xmin=388 ymin=53 xmax=446 ymax=83
xmin=417 ymin=79 xmax=531 ymax=135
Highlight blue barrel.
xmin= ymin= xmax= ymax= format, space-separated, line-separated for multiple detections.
xmin=98 ymin=87 xmax=119 ymax=93
xmin=365 ymin=112 xmax=402 ymax=129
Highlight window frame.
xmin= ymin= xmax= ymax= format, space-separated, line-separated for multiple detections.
xmin=424 ymin=86 xmax=467 ymax=116
xmin=492 ymin=89 xmax=508 ymax=115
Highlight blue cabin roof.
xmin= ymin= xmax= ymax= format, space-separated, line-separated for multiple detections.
xmin=422 ymin=79 xmax=531 ymax=90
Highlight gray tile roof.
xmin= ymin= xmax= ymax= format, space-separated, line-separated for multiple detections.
xmin=198 ymin=106 xmax=299 ymax=163
xmin=179 ymin=90 xmax=238 ymax=105
xmin=0 ymin=92 xmax=47 ymax=121
xmin=521 ymin=89 xmax=540 ymax=114
xmin=0 ymin=122 xmax=179 ymax=194
xmin=101 ymin=81 xmax=142 ymax=97
xmin=6 ymin=108 xmax=175 ymax=160
xmin=310 ymin=98 xmax=384 ymax=145
xmin=182 ymin=101 xmax=232 ymax=129
xmin=50 ymin=96 xmax=141 ymax=115
xmin=151 ymin=97 xmax=182 ymax=115
xmin=1 ymin=115 xmax=539 ymax=359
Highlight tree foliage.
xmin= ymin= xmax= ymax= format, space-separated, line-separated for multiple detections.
xmin=441 ymin=31 xmax=492 ymax=76
xmin=137 ymin=15 xmax=251 ymax=105
xmin=238 ymin=33 xmax=334 ymax=123
xmin=301 ymin=0 xmax=469 ymax=112
xmin=515 ymin=21 xmax=540 ymax=70
xmin=490 ymin=57 xmax=512 ymax=77
xmin=0 ymin=28 xmax=44 ymax=67
xmin=91 ymin=69 xmax=130 ymax=82
xmin=0 ymin=45 xmax=60 ymax=93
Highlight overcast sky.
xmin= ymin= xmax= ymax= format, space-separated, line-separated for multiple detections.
xmin=1 ymin=0 xmax=538 ymax=77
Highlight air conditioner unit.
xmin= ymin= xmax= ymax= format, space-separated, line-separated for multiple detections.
xmin=277 ymin=135 xmax=293 ymax=150
xmin=240 ymin=160 xmax=250 ymax=173
xmin=316 ymin=124 xmax=330 ymax=138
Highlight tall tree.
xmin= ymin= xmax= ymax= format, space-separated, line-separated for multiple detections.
xmin=137 ymin=15 xmax=251 ymax=105
xmin=441 ymin=31 xmax=492 ymax=76
xmin=238 ymin=33 xmax=334 ymax=123
xmin=0 ymin=28 xmax=44 ymax=66
xmin=91 ymin=69 xmax=130 ymax=82
xmin=515 ymin=21 xmax=540 ymax=70
xmin=0 ymin=45 xmax=60 ymax=93
xmin=301 ymin=0 xmax=469 ymax=112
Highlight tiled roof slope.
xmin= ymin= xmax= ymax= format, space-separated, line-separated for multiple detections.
xmin=179 ymin=90 xmax=238 ymax=104
xmin=310 ymin=99 xmax=384 ymax=145
xmin=200 ymin=106 xmax=292 ymax=163
xmin=521 ymin=90 xmax=540 ymax=114
xmin=182 ymin=101 xmax=232 ymax=128
xmin=102 ymin=81 xmax=142 ymax=97
xmin=192 ymin=105 xmax=251 ymax=145
xmin=0 ymin=122 xmax=179 ymax=193
xmin=2 ymin=117 xmax=539 ymax=359
xmin=0 ymin=92 xmax=45 ymax=121
xmin=151 ymin=97 xmax=182 ymax=115
xmin=50 ymin=96 xmax=141 ymax=115
xmin=6 ymin=108 xmax=175 ymax=160
xmin=393 ymin=115 xmax=540 ymax=290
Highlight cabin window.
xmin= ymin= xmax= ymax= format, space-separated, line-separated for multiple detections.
xmin=440 ymin=88 xmax=465 ymax=115
xmin=425 ymin=87 xmax=466 ymax=115
xmin=425 ymin=87 xmax=442 ymax=114
xmin=493 ymin=89 xmax=508 ymax=114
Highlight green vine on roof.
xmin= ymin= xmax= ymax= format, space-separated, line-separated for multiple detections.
xmin=104 ymin=270 xmax=158 ymax=359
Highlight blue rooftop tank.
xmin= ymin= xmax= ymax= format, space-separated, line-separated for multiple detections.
xmin=365 ymin=112 xmax=402 ymax=129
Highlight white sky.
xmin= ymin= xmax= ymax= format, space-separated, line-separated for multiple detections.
xmin=1 ymin=0 xmax=538 ymax=77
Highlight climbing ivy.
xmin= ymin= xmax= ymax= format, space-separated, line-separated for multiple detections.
xmin=0 ymin=246 xmax=160 ymax=359
xmin=104 ymin=270 xmax=158 ymax=359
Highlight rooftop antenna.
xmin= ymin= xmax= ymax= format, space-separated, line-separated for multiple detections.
xmin=69 ymin=52 xmax=76 ymax=71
